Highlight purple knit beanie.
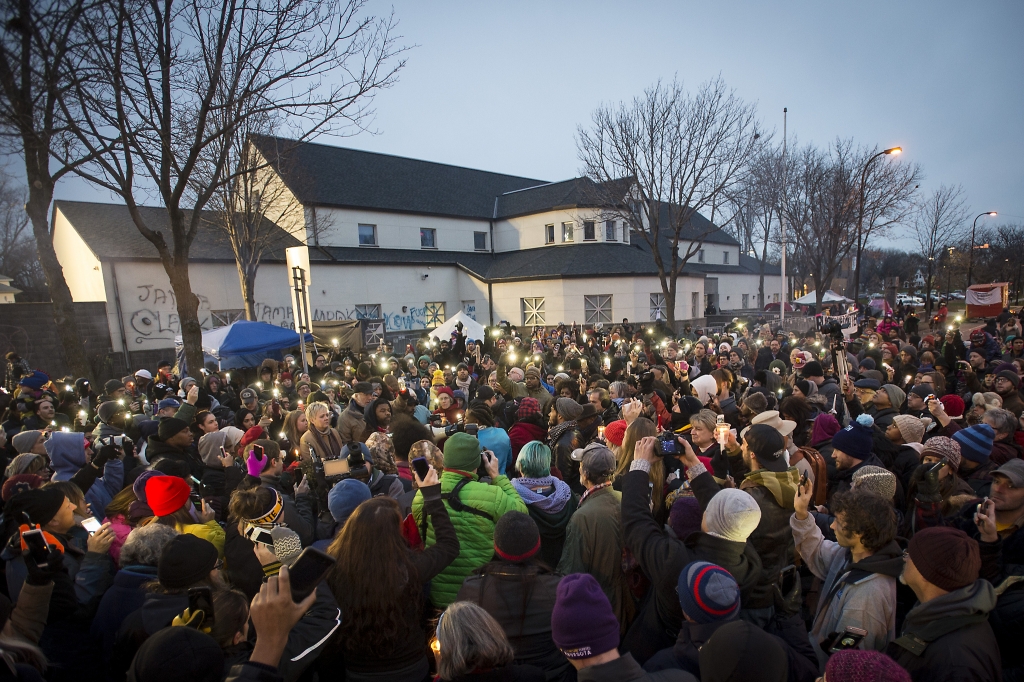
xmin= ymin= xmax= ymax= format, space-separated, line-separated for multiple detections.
xmin=133 ymin=470 xmax=167 ymax=504
xmin=811 ymin=413 xmax=841 ymax=447
xmin=825 ymin=649 xmax=911 ymax=682
xmin=669 ymin=496 xmax=703 ymax=540
xmin=551 ymin=573 xmax=620 ymax=659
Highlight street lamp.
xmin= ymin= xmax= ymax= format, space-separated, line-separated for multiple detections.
xmin=945 ymin=246 xmax=955 ymax=303
xmin=966 ymin=211 xmax=998 ymax=288
xmin=852 ymin=147 xmax=902 ymax=304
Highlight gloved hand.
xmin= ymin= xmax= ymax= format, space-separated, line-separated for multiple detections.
xmin=913 ymin=462 xmax=942 ymax=504
xmin=172 ymin=607 xmax=211 ymax=633
xmin=247 ymin=449 xmax=267 ymax=477
xmin=93 ymin=444 xmax=120 ymax=468
xmin=24 ymin=547 xmax=62 ymax=586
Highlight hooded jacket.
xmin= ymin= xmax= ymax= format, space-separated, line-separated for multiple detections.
xmin=411 ymin=469 xmax=526 ymax=608
xmin=48 ymin=431 xmax=123 ymax=520
xmin=887 ymin=580 xmax=1001 ymax=682
xmin=790 ymin=513 xmax=901 ymax=668
xmin=738 ymin=467 xmax=801 ymax=610
xmin=620 ymin=468 xmax=762 ymax=664
xmin=512 ymin=477 xmax=578 ymax=569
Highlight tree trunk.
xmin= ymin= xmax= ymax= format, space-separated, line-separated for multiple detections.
xmin=664 ymin=280 xmax=677 ymax=329
xmin=925 ymin=260 xmax=934 ymax=318
xmin=236 ymin=259 xmax=257 ymax=321
xmin=24 ymin=187 xmax=94 ymax=382
xmin=166 ymin=255 xmax=204 ymax=376
xmin=758 ymin=242 xmax=769 ymax=310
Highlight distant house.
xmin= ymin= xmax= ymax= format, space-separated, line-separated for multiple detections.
xmin=52 ymin=136 xmax=783 ymax=358
xmin=0 ymin=274 xmax=21 ymax=304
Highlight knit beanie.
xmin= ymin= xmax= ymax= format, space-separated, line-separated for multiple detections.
xmin=157 ymin=417 xmax=189 ymax=441
xmin=669 ymin=495 xmax=703 ymax=540
xmin=11 ymin=431 xmax=43 ymax=455
xmin=1 ymin=474 xmax=43 ymax=502
xmin=431 ymin=370 xmax=445 ymax=387
xmin=921 ymin=436 xmax=962 ymax=471
xmin=677 ymin=561 xmax=741 ymax=624
xmin=5 ymin=487 xmax=65 ymax=527
xmin=953 ymin=423 xmax=995 ymax=463
xmin=825 ymin=650 xmax=911 ymax=682
xmin=908 ymin=527 xmax=981 ymax=592
xmin=443 ymin=432 xmax=483 ymax=472
xmin=698 ymin=620 xmax=788 ymax=682
xmin=551 ymin=573 xmax=621 ymax=659
xmin=802 ymin=360 xmax=824 ymax=378
xmin=832 ymin=416 xmax=875 ymax=461
xmin=327 ymin=478 xmax=371 ymax=524
xmin=554 ymin=397 xmax=583 ymax=421
xmin=128 ymin=627 xmax=224 ymax=682
xmin=892 ymin=414 xmax=927 ymax=444
xmin=493 ymin=511 xmax=541 ymax=562
xmin=525 ymin=366 xmax=541 ymax=380
xmin=157 ymin=534 xmax=219 ymax=589
xmin=810 ymin=413 xmax=841 ymax=446
xmin=145 ymin=475 xmax=191 ymax=517
xmin=997 ymin=369 xmax=1021 ymax=389
xmin=603 ymin=419 xmax=627 ymax=447
xmin=879 ymin=384 xmax=906 ymax=410
xmin=704 ymin=488 xmax=761 ymax=542
xmin=939 ymin=394 xmax=965 ymax=418
xmin=900 ymin=344 xmax=918 ymax=361
xmin=768 ymin=359 xmax=786 ymax=375
xmin=98 ymin=401 xmax=122 ymax=425
xmin=133 ymin=470 xmax=167 ymax=504
xmin=271 ymin=526 xmax=303 ymax=564
xmin=852 ymin=466 xmax=897 ymax=502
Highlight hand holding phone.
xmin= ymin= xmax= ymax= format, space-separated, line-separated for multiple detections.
xmin=187 ymin=586 xmax=215 ymax=627
xmin=287 ymin=548 xmax=337 ymax=602
xmin=411 ymin=457 xmax=430 ymax=480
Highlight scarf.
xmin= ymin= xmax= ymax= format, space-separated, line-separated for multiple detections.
xmin=456 ymin=376 xmax=472 ymax=394
xmin=548 ymin=420 xmax=577 ymax=448
xmin=579 ymin=481 xmax=612 ymax=507
xmin=309 ymin=426 xmax=342 ymax=460
xmin=512 ymin=476 xmax=572 ymax=513
xmin=740 ymin=467 xmax=801 ymax=509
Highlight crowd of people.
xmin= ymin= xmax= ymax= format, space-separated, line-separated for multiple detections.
xmin=2 ymin=305 xmax=1024 ymax=682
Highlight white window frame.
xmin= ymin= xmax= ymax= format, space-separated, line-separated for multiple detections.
xmin=605 ymin=220 xmax=617 ymax=241
xmin=420 ymin=228 xmax=437 ymax=249
xmin=545 ymin=224 xmax=555 ymax=244
xmin=354 ymin=304 xmax=381 ymax=319
xmin=584 ymin=294 xmax=613 ymax=325
xmin=522 ymin=297 xmax=546 ymax=326
xmin=424 ymin=302 xmax=445 ymax=326
xmin=474 ymin=231 xmax=487 ymax=251
xmin=649 ymin=293 xmax=666 ymax=321
xmin=562 ymin=222 xmax=574 ymax=243
xmin=358 ymin=223 xmax=377 ymax=247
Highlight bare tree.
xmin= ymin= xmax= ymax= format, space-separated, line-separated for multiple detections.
xmin=912 ymin=185 xmax=969 ymax=316
xmin=63 ymin=0 xmax=406 ymax=373
xmin=784 ymin=140 xmax=861 ymax=309
xmin=731 ymin=141 xmax=785 ymax=308
xmin=0 ymin=175 xmax=44 ymax=297
xmin=0 ymin=0 xmax=96 ymax=378
xmin=577 ymin=77 xmax=761 ymax=326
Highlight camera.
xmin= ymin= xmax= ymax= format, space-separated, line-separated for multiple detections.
xmin=444 ymin=422 xmax=479 ymax=438
xmin=429 ymin=413 xmax=444 ymax=426
xmin=819 ymin=320 xmax=845 ymax=343
xmin=98 ymin=434 xmax=133 ymax=450
xmin=656 ymin=434 xmax=676 ymax=456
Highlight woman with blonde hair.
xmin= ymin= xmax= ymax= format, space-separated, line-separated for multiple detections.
xmin=281 ymin=409 xmax=308 ymax=457
xmin=299 ymin=401 xmax=343 ymax=464
xmin=613 ymin=417 xmax=669 ymax=519
xmin=435 ymin=601 xmax=544 ymax=682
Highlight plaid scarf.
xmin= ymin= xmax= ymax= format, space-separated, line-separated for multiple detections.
xmin=548 ymin=420 xmax=577 ymax=448
xmin=739 ymin=467 xmax=801 ymax=509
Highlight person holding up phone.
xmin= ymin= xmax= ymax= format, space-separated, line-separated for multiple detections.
xmin=910 ymin=437 xmax=975 ymax=524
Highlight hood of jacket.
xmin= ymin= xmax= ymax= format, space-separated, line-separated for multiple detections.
xmin=525 ymin=493 xmax=577 ymax=540
xmin=46 ymin=431 xmax=87 ymax=479
xmin=848 ymin=539 xmax=905 ymax=579
xmin=902 ymin=579 xmax=996 ymax=641
xmin=139 ymin=592 xmax=189 ymax=635
xmin=740 ymin=467 xmax=800 ymax=509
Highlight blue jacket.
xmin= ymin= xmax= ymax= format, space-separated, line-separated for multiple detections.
xmin=477 ymin=426 xmax=513 ymax=476
xmin=47 ymin=431 xmax=124 ymax=520
xmin=91 ymin=565 xmax=157 ymax=664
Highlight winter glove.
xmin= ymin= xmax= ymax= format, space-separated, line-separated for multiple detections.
xmin=24 ymin=548 xmax=63 ymax=586
xmin=913 ymin=462 xmax=942 ymax=504
xmin=92 ymin=444 xmax=120 ymax=468
xmin=246 ymin=449 xmax=268 ymax=477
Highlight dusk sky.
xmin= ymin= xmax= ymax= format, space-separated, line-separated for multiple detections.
xmin=55 ymin=0 xmax=1024 ymax=249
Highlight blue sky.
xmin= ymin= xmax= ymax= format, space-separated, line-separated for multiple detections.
xmin=54 ymin=0 xmax=1024 ymax=249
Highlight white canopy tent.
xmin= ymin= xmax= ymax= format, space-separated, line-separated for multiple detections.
xmin=792 ymin=290 xmax=853 ymax=305
xmin=430 ymin=311 xmax=486 ymax=343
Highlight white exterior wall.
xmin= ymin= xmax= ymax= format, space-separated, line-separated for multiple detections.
xmin=309 ymin=207 xmax=491 ymax=252
xmin=53 ymin=208 xmax=106 ymax=302
xmin=678 ymin=240 xmax=741 ymax=266
xmin=490 ymin=275 xmax=705 ymax=327
xmin=493 ymin=208 xmax=629 ymax=252
xmin=711 ymin=272 xmax=781 ymax=311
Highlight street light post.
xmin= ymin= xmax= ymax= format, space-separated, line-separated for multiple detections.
xmin=966 ymin=211 xmax=998 ymax=289
xmin=852 ymin=147 xmax=902 ymax=305
xmin=945 ymin=247 xmax=955 ymax=303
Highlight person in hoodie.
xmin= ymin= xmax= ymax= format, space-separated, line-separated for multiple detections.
xmin=791 ymin=481 xmax=903 ymax=671
xmin=511 ymin=441 xmax=577 ymax=568
xmin=870 ymin=384 xmax=905 ymax=430
xmin=620 ymin=435 xmax=762 ymax=664
xmin=889 ymin=527 xmax=1000 ymax=682
xmin=312 ymin=478 xmax=371 ymax=549
xmin=885 ymin=414 xmax=931 ymax=493
xmin=508 ymin=398 xmax=548 ymax=468
xmin=46 ymin=431 xmax=124 ymax=521
xmin=91 ymin=524 xmax=180 ymax=667
xmin=827 ymin=415 xmax=889 ymax=505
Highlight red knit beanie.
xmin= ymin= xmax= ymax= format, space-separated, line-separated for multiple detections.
xmin=145 ymin=475 xmax=191 ymax=517
xmin=908 ymin=527 xmax=980 ymax=592
xmin=603 ymin=420 xmax=627 ymax=447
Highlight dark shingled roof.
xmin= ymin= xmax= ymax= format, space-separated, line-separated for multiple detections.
xmin=495 ymin=177 xmax=610 ymax=219
xmin=250 ymin=135 xmax=546 ymax=220
xmin=54 ymin=200 xmax=314 ymax=262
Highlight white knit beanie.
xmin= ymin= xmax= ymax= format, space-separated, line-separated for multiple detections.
xmin=704 ymin=489 xmax=761 ymax=542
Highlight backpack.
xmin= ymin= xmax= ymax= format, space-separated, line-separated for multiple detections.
xmin=791 ymin=446 xmax=828 ymax=505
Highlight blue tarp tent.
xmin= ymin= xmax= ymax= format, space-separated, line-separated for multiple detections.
xmin=174 ymin=321 xmax=313 ymax=373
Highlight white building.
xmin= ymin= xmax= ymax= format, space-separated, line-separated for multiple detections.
xmin=0 ymin=274 xmax=20 ymax=304
xmin=52 ymin=136 xmax=782 ymax=360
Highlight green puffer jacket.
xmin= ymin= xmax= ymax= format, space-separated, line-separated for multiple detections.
xmin=412 ymin=470 xmax=527 ymax=608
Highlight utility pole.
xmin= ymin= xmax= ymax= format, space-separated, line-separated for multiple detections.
xmin=780 ymin=107 xmax=787 ymax=327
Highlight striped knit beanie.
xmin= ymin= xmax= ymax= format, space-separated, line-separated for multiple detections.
xmin=677 ymin=561 xmax=740 ymax=624
xmin=953 ymin=423 xmax=995 ymax=463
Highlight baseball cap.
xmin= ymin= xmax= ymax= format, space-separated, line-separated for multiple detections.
xmin=993 ymin=459 xmax=1024 ymax=488
xmin=573 ymin=443 xmax=616 ymax=479
xmin=157 ymin=397 xmax=180 ymax=411
xmin=134 ymin=369 xmax=153 ymax=380
xmin=853 ymin=378 xmax=881 ymax=390
xmin=239 ymin=388 xmax=258 ymax=403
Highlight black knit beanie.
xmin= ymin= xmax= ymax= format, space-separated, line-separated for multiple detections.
xmin=128 ymin=627 xmax=223 ymax=682
xmin=493 ymin=511 xmax=541 ymax=563
xmin=157 ymin=417 xmax=189 ymax=441
xmin=157 ymin=534 xmax=219 ymax=590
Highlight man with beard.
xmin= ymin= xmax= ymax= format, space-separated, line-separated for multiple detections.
xmin=549 ymin=398 xmax=584 ymax=494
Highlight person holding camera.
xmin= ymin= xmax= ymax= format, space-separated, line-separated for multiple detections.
xmin=791 ymin=480 xmax=902 ymax=671
xmin=411 ymin=432 xmax=527 ymax=609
